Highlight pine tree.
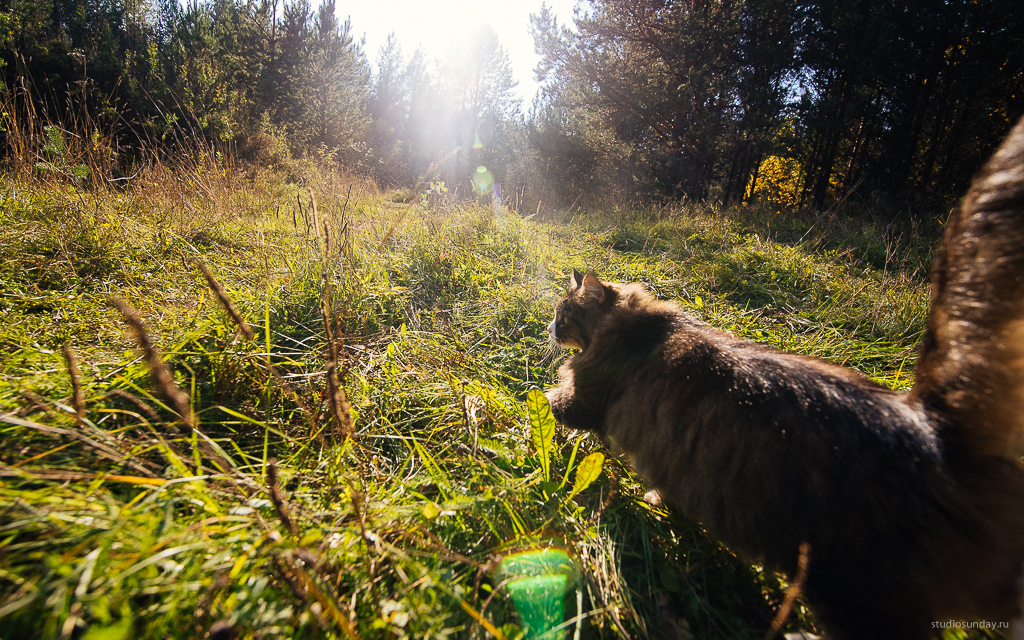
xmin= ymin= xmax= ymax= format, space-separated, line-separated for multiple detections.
xmin=303 ymin=0 xmax=368 ymax=156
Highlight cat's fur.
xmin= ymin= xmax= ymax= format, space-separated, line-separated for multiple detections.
xmin=545 ymin=116 xmax=1024 ymax=640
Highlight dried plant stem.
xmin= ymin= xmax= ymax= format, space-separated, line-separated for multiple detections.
xmin=61 ymin=341 xmax=85 ymax=424
xmin=458 ymin=598 xmax=508 ymax=640
xmin=763 ymin=542 xmax=812 ymax=640
xmin=591 ymin=464 xmax=619 ymax=523
xmin=464 ymin=574 xmax=508 ymax=639
xmin=0 ymin=467 xmax=167 ymax=485
xmin=1 ymin=412 xmax=154 ymax=476
xmin=112 ymin=298 xmax=234 ymax=475
xmin=325 ymin=360 xmax=353 ymax=441
xmin=296 ymin=190 xmax=308 ymax=232
xmin=266 ymin=457 xmax=298 ymax=537
xmin=309 ymin=190 xmax=321 ymax=243
xmin=268 ymin=367 xmax=312 ymax=417
xmin=350 ymin=489 xmax=378 ymax=603
xmin=272 ymin=556 xmax=328 ymax=629
xmin=101 ymin=389 xmax=161 ymax=424
xmin=322 ymin=219 xmax=332 ymax=255
xmin=197 ymin=261 xmax=254 ymax=341
xmin=321 ymin=277 xmax=354 ymax=441
xmin=273 ymin=554 xmax=362 ymax=640
xmin=340 ymin=184 xmax=352 ymax=221
xmin=112 ymin=297 xmax=195 ymax=432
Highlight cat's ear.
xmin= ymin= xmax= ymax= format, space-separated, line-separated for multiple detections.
xmin=582 ymin=272 xmax=606 ymax=303
xmin=570 ymin=269 xmax=585 ymax=292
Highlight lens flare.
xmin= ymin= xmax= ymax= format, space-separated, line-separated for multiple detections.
xmin=473 ymin=131 xmax=485 ymax=149
xmin=472 ymin=165 xmax=495 ymax=194
xmin=495 ymin=542 xmax=579 ymax=638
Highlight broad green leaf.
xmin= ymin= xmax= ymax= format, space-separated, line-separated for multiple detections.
xmin=82 ymin=617 xmax=132 ymax=640
xmin=422 ymin=502 xmax=440 ymax=520
xmin=299 ymin=529 xmax=322 ymax=546
xmin=527 ymin=390 xmax=555 ymax=481
xmin=568 ymin=451 xmax=604 ymax=499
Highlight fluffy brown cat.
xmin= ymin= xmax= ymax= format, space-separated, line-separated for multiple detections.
xmin=545 ymin=116 xmax=1024 ymax=640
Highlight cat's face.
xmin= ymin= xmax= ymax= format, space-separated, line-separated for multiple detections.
xmin=547 ymin=269 xmax=608 ymax=351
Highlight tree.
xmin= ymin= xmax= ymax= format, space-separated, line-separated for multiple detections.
xmin=530 ymin=0 xmax=754 ymax=202
xmin=793 ymin=0 xmax=1024 ymax=208
xmin=729 ymin=0 xmax=796 ymax=202
xmin=365 ymin=25 xmax=522 ymax=194
xmin=366 ymin=34 xmax=413 ymax=182
xmin=302 ymin=0 xmax=368 ymax=154
xmin=436 ymin=26 xmax=521 ymax=193
xmin=275 ymin=0 xmax=311 ymax=130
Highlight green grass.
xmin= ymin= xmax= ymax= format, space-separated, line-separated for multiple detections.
xmin=0 ymin=163 xmax=984 ymax=639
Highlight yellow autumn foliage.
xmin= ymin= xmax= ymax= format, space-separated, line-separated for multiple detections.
xmin=746 ymin=155 xmax=801 ymax=208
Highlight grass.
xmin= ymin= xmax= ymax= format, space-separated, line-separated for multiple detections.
xmin=0 ymin=157 xmax=989 ymax=640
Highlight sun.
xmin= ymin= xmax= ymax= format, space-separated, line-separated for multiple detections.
xmin=342 ymin=0 xmax=579 ymax=102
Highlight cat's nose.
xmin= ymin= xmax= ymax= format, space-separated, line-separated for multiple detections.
xmin=547 ymin=319 xmax=556 ymax=336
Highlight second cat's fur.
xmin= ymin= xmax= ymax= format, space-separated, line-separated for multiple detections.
xmin=545 ymin=117 xmax=1024 ymax=639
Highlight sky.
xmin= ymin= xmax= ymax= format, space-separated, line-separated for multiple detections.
xmin=340 ymin=0 xmax=580 ymax=104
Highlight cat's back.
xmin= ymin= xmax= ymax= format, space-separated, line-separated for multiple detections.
xmin=598 ymin=307 xmax=947 ymax=549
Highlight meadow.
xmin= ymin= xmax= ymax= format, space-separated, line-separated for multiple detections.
xmin=1 ymin=150 xmax=973 ymax=639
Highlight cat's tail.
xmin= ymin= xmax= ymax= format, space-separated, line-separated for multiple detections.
xmin=910 ymin=115 xmax=1024 ymax=460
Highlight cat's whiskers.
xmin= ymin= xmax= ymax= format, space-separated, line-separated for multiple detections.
xmin=539 ymin=339 xmax=562 ymax=366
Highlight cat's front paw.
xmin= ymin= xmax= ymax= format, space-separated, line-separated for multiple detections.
xmin=550 ymin=387 xmax=594 ymax=433
xmin=544 ymin=387 xmax=563 ymax=416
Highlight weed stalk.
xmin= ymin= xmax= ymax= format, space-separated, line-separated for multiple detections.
xmin=197 ymin=261 xmax=255 ymax=341
xmin=60 ymin=341 xmax=85 ymax=424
